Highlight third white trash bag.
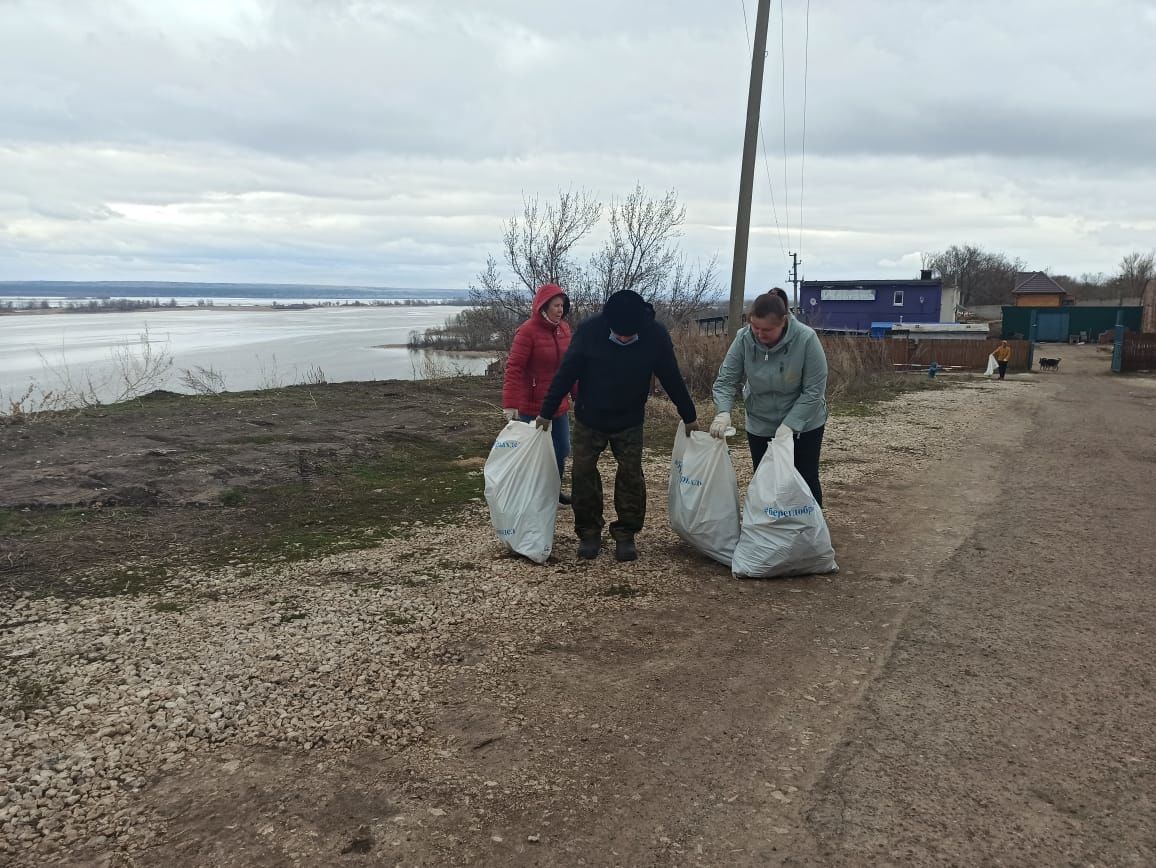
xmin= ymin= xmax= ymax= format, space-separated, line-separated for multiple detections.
xmin=984 ymin=353 xmax=998 ymax=377
xmin=668 ymin=422 xmax=741 ymax=566
xmin=731 ymin=425 xmax=838 ymax=578
xmin=483 ymin=421 xmax=560 ymax=564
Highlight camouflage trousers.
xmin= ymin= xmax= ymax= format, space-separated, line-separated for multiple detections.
xmin=571 ymin=418 xmax=646 ymax=542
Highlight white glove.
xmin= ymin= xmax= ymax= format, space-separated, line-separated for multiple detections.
xmin=502 ymin=408 xmax=518 ymax=421
xmin=709 ymin=411 xmax=732 ymax=439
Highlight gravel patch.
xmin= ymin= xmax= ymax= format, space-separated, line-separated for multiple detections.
xmin=0 ymin=376 xmax=1025 ymax=863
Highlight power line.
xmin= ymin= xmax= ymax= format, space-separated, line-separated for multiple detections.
xmin=760 ymin=144 xmax=788 ymax=259
xmin=798 ymin=0 xmax=811 ymax=259
xmin=739 ymin=0 xmax=788 ymax=259
xmin=779 ymin=0 xmax=790 ymax=247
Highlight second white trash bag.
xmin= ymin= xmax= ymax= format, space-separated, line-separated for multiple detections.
xmin=984 ymin=353 xmax=998 ymax=377
xmin=483 ymin=421 xmax=560 ymax=564
xmin=732 ymin=425 xmax=839 ymax=578
xmin=668 ymin=422 xmax=741 ymax=565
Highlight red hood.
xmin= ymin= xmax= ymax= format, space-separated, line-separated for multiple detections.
xmin=533 ymin=283 xmax=570 ymax=319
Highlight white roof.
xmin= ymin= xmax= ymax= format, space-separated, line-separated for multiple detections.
xmin=895 ymin=322 xmax=990 ymax=334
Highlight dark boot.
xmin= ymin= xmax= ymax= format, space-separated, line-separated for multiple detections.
xmin=578 ymin=537 xmax=601 ymax=560
xmin=614 ymin=538 xmax=638 ymax=562
xmin=559 ymin=492 xmax=572 ymax=506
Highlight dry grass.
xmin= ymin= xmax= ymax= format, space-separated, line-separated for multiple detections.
xmin=668 ymin=328 xmax=893 ymax=403
xmin=414 ymin=352 xmax=477 ymax=380
xmin=670 ymin=327 xmax=730 ymax=399
xmin=822 ymin=335 xmax=893 ymax=400
xmin=653 ymin=328 xmax=937 ymax=446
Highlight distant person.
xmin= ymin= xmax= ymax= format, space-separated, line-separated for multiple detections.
xmin=710 ymin=292 xmax=829 ymax=505
xmin=993 ymin=340 xmax=1012 ymax=380
xmin=536 ymin=290 xmax=699 ymax=562
xmin=502 ymin=283 xmax=573 ymax=504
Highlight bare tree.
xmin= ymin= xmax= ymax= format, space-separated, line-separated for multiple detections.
xmin=584 ymin=185 xmax=718 ymax=323
xmin=1051 ymin=271 xmax=1115 ymax=302
xmin=662 ymin=255 xmax=723 ymax=327
xmin=925 ymin=244 xmax=1025 ymax=307
xmin=1115 ymin=250 xmax=1156 ymax=305
xmin=453 ymin=186 xmax=719 ymax=349
xmin=504 ymin=188 xmax=602 ymax=293
xmin=589 ymin=185 xmax=684 ymax=300
xmin=467 ymin=189 xmax=602 ymax=345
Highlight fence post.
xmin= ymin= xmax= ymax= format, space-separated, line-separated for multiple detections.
xmin=1027 ymin=310 xmax=1038 ymax=371
xmin=1112 ymin=324 xmax=1125 ymax=373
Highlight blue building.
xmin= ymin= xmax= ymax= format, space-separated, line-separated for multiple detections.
xmin=798 ymin=271 xmax=958 ymax=332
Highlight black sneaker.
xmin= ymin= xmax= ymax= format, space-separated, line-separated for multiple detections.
xmin=614 ymin=538 xmax=638 ymax=562
xmin=559 ymin=492 xmax=572 ymax=506
xmin=577 ymin=537 xmax=601 ymax=560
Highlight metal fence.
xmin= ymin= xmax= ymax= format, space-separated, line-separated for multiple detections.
xmin=872 ymin=337 xmax=1030 ymax=371
xmin=1121 ymin=332 xmax=1156 ymax=372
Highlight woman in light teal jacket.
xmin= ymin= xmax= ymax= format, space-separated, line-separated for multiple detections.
xmin=709 ymin=291 xmax=829 ymax=504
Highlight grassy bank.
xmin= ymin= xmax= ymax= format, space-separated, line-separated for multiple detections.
xmin=2 ymin=352 xmax=955 ymax=599
xmin=0 ymin=378 xmax=500 ymax=598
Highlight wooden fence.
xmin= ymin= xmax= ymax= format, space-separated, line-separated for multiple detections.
xmin=1122 ymin=332 xmax=1156 ymax=372
xmin=820 ymin=336 xmax=1030 ymax=371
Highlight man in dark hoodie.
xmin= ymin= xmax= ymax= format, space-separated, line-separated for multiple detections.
xmin=536 ymin=290 xmax=699 ymax=562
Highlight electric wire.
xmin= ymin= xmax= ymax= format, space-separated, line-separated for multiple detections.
xmin=798 ymin=0 xmax=811 ymax=262
xmin=779 ymin=0 xmax=790 ymax=247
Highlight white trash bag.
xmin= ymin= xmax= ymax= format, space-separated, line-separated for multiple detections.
xmin=732 ymin=425 xmax=838 ymax=578
xmin=668 ymin=422 xmax=741 ymax=566
xmin=483 ymin=421 xmax=560 ymax=564
xmin=984 ymin=353 xmax=998 ymax=377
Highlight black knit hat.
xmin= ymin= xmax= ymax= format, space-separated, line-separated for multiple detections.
xmin=603 ymin=290 xmax=648 ymax=335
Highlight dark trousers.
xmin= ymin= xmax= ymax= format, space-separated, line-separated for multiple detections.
xmin=570 ymin=419 xmax=646 ymax=541
xmin=519 ymin=413 xmax=569 ymax=482
xmin=747 ymin=425 xmax=825 ymax=507
xmin=997 ymin=361 xmax=1008 ymax=380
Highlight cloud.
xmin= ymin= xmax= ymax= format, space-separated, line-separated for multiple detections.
xmin=28 ymin=198 xmax=121 ymax=222
xmin=0 ymin=0 xmax=1153 ymax=286
xmin=877 ymin=252 xmax=925 ymax=270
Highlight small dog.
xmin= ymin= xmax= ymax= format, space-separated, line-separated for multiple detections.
xmin=1039 ymin=357 xmax=1061 ymax=371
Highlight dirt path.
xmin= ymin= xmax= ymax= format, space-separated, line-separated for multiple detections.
xmin=6 ymin=348 xmax=1154 ymax=866
xmin=366 ymin=345 xmax=1153 ymax=868
xmin=799 ymin=349 xmax=1156 ymax=866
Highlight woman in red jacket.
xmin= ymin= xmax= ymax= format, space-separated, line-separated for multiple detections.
xmin=502 ymin=283 xmax=574 ymax=504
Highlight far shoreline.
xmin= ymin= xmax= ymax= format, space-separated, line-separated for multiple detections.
xmin=376 ymin=345 xmax=496 ymax=357
xmin=0 ymin=300 xmax=472 ymax=317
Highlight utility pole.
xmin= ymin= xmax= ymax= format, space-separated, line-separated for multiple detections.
xmin=728 ymin=0 xmax=772 ymax=339
xmin=789 ymin=251 xmax=801 ymax=309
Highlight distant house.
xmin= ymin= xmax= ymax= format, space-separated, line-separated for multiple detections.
xmin=1001 ymin=305 xmax=1142 ymax=342
xmin=798 ymin=270 xmax=957 ymax=333
xmin=1012 ymin=272 xmax=1068 ymax=308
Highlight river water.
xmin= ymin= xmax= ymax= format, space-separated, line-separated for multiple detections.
xmin=0 ymin=305 xmax=489 ymax=407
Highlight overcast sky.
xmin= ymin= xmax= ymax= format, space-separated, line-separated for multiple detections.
xmin=2 ymin=0 xmax=1154 ymax=290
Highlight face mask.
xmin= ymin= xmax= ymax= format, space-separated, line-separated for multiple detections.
xmin=609 ymin=331 xmax=639 ymax=346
